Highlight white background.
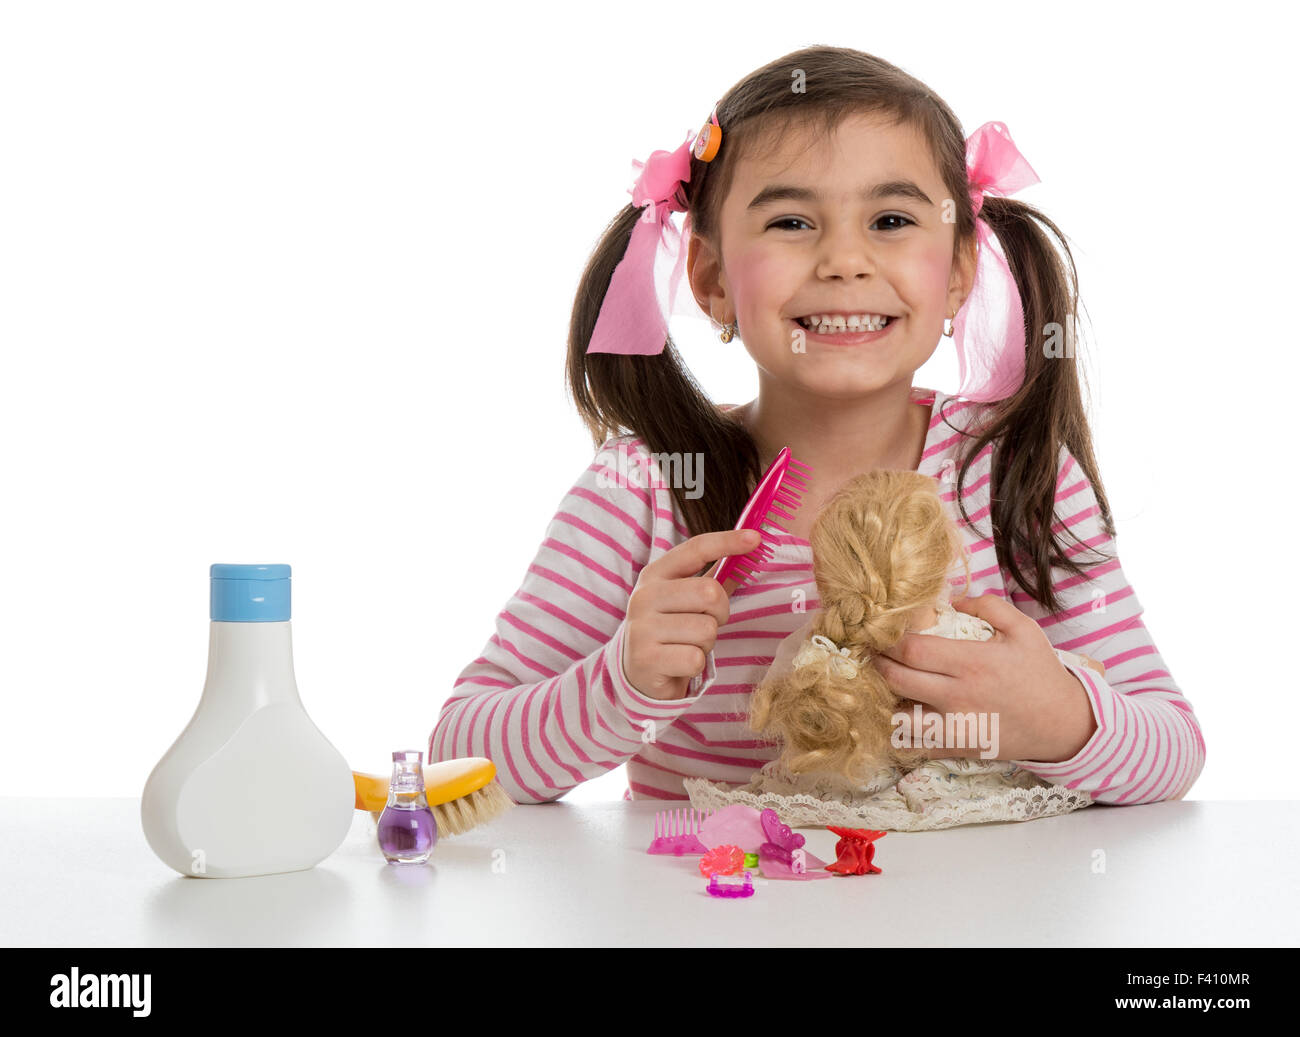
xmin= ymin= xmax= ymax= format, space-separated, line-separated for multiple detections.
xmin=2 ymin=1 xmax=1292 ymax=802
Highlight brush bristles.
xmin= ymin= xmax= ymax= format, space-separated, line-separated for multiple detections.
xmin=725 ymin=450 xmax=814 ymax=591
xmin=433 ymin=780 xmax=516 ymax=835
xmin=366 ymin=779 xmax=516 ymax=838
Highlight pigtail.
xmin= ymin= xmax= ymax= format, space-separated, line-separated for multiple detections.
xmin=564 ymin=203 xmax=759 ymax=539
xmin=944 ymin=195 xmax=1117 ymax=614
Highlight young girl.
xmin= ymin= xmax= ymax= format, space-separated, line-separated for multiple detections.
xmin=428 ymin=45 xmax=1204 ymax=805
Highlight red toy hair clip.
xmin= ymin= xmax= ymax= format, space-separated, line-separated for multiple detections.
xmin=825 ymin=827 xmax=887 ymax=876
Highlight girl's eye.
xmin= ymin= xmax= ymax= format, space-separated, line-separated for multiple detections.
xmin=767 ymin=214 xmax=915 ymax=232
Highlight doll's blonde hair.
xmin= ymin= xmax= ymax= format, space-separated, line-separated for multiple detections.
xmin=748 ymin=469 xmax=973 ymax=781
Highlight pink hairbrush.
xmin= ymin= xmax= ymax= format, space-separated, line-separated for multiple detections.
xmin=713 ymin=446 xmax=812 ymax=588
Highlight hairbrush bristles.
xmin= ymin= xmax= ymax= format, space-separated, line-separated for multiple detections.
xmin=767 ymin=460 xmax=810 ymax=524
xmin=714 ymin=448 xmax=813 ymax=589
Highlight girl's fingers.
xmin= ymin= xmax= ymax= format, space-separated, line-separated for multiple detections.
xmin=637 ymin=576 xmax=730 ymax=626
xmin=646 ymin=529 xmax=762 ymax=583
xmin=647 ymin=613 xmax=720 ymax=653
xmin=876 ymin=656 xmax=950 ymax=711
xmin=652 ymin=642 xmax=710 ymax=679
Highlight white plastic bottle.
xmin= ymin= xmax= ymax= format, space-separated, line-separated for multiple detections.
xmin=141 ymin=563 xmax=355 ymax=878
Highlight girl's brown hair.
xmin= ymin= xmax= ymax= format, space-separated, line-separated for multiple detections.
xmin=748 ymin=469 xmax=971 ymax=779
xmin=566 ymin=45 xmax=1113 ymax=613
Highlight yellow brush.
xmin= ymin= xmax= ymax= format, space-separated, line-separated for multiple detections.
xmin=353 ymin=756 xmax=515 ymax=836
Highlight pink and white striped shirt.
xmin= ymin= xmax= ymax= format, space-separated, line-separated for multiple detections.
xmin=429 ymin=385 xmax=1204 ymax=804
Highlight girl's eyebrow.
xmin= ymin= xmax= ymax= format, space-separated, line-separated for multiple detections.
xmin=746 ymin=179 xmax=934 ymax=211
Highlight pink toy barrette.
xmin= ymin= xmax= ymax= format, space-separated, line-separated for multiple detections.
xmin=758 ymin=807 xmax=805 ymax=866
xmin=706 ymin=871 xmax=755 ymax=899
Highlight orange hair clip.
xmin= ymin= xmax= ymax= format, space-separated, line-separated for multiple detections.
xmin=692 ymin=106 xmax=722 ymax=162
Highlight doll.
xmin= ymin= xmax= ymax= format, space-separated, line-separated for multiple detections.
xmin=683 ymin=469 xmax=1102 ymax=831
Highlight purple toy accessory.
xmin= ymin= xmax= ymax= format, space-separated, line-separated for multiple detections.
xmin=758 ymin=807 xmax=805 ymax=865
xmin=756 ymin=807 xmax=835 ymax=881
xmin=647 ymin=807 xmax=714 ymax=856
xmin=706 ymin=871 xmax=755 ymax=899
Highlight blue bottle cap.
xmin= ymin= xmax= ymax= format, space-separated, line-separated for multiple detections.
xmin=210 ymin=563 xmax=291 ymax=622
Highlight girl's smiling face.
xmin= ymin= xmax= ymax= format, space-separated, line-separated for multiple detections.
xmin=689 ymin=111 xmax=976 ymax=399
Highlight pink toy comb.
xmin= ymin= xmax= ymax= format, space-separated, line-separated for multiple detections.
xmin=713 ymin=446 xmax=812 ymax=589
xmin=646 ymin=807 xmax=714 ymax=856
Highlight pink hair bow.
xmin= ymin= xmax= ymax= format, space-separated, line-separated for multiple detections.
xmin=585 ymin=130 xmax=699 ymax=356
xmin=952 ymin=121 xmax=1041 ymax=402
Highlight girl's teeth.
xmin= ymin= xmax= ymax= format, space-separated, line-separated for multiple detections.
xmin=797 ymin=314 xmax=891 ymax=332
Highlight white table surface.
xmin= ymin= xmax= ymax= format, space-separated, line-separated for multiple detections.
xmin=1 ymin=797 xmax=1295 ymax=947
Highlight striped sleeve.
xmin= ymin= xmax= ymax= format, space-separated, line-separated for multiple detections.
xmin=1007 ymin=445 xmax=1205 ymax=803
xmin=427 ymin=438 xmax=717 ymax=804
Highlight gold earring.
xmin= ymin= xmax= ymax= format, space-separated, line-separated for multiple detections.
xmin=943 ymin=313 xmax=955 ymax=337
xmin=719 ymin=320 xmax=737 ymax=343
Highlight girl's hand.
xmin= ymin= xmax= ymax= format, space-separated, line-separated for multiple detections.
xmin=621 ymin=528 xmax=761 ymax=701
xmin=872 ymin=594 xmax=1099 ymax=764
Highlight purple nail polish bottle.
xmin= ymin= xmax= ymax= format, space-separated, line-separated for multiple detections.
xmin=376 ymin=751 xmax=438 ymax=864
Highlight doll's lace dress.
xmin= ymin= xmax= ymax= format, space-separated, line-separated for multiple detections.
xmin=683 ymin=603 xmax=1095 ymax=831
